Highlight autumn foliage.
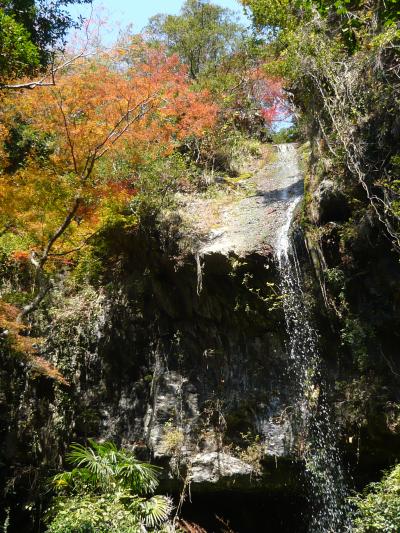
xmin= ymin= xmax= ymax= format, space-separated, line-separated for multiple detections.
xmin=0 ymin=300 xmax=68 ymax=384
xmin=0 ymin=42 xmax=217 ymax=264
xmin=0 ymin=7 xmax=287 ymax=324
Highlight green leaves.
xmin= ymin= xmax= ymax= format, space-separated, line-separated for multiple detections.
xmin=242 ymin=0 xmax=293 ymax=31
xmin=47 ymin=440 xmax=173 ymax=532
xmin=0 ymin=9 xmax=39 ymax=81
xmin=64 ymin=439 xmax=160 ymax=494
xmin=46 ymin=494 xmax=142 ymax=533
xmin=146 ymin=0 xmax=245 ymax=79
xmin=2 ymin=0 xmax=91 ymax=68
xmin=351 ymin=464 xmax=400 ymax=532
xmin=136 ymin=495 xmax=174 ymax=529
xmin=242 ymin=0 xmax=399 ymax=50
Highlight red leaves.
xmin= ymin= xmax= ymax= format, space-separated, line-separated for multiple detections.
xmin=11 ymin=250 xmax=29 ymax=262
xmin=250 ymin=69 xmax=289 ymax=126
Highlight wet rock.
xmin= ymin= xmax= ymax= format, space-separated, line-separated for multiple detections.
xmin=0 ymin=145 xmax=308 ymax=531
xmin=178 ymin=144 xmax=304 ymax=257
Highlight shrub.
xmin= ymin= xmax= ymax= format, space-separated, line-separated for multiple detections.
xmin=45 ymin=440 xmax=174 ymax=533
xmin=351 ymin=464 xmax=400 ymax=532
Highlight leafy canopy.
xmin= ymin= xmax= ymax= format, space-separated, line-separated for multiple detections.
xmin=0 ymin=9 xmax=40 ymax=81
xmin=242 ymin=0 xmax=400 ymax=48
xmin=0 ymin=42 xmax=217 ymax=267
xmin=145 ymin=0 xmax=286 ymax=157
xmin=146 ymin=0 xmax=245 ymax=79
xmin=2 ymin=0 xmax=91 ymax=65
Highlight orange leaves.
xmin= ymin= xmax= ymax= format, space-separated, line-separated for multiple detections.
xmin=0 ymin=300 xmax=38 ymax=354
xmin=4 ymin=43 xmax=217 ymax=180
xmin=11 ymin=250 xmax=30 ymax=262
xmin=0 ymin=300 xmax=69 ymax=385
xmin=17 ymin=64 xmax=137 ymax=174
xmin=0 ymin=41 xmax=217 ymax=264
xmin=140 ymin=51 xmax=218 ymax=140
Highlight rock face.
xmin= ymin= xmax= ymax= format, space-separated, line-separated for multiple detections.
xmin=0 ymin=244 xmax=301 ymax=531
xmin=312 ymin=178 xmax=350 ymax=225
xmin=303 ymin=138 xmax=400 ymax=485
xmin=189 ymin=452 xmax=253 ymax=484
xmin=52 ymin=249 xmax=295 ymax=484
xmin=179 ymin=144 xmax=304 ymax=257
xmin=1 ymin=145 xmax=308 ymax=532
xmin=3 ymin=139 xmax=400 ymax=531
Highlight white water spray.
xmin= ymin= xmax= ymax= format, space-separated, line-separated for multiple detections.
xmin=275 ymin=144 xmax=351 ymax=532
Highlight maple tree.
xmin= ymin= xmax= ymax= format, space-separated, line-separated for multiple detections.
xmin=0 ymin=42 xmax=217 ymax=319
xmin=184 ymin=39 xmax=287 ymax=168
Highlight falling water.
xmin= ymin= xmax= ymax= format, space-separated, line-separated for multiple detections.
xmin=276 ymin=144 xmax=351 ymax=532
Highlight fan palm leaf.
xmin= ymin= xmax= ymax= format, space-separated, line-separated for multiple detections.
xmin=65 ymin=440 xmax=161 ymax=494
xmin=116 ymin=456 xmax=160 ymax=494
xmin=48 ymin=441 xmax=174 ymax=532
xmin=139 ymin=495 xmax=174 ymax=529
xmin=66 ymin=441 xmax=114 ymax=487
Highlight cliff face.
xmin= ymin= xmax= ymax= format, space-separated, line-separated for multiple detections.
xmin=1 ymin=145 xmax=308 ymax=532
xmin=302 ymin=138 xmax=400 ymax=483
xmin=5 ymin=140 xmax=399 ymax=531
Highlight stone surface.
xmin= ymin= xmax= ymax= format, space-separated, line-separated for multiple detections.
xmin=190 ymin=452 xmax=253 ymax=484
xmin=314 ymin=178 xmax=350 ymax=225
xmin=0 ymin=144 xmax=307 ymax=531
xmin=178 ymin=144 xmax=303 ymax=257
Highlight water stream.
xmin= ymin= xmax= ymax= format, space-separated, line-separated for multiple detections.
xmin=276 ymin=144 xmax=351 ymax=532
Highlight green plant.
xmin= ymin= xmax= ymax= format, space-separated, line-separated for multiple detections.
xmin=351 ymin=464 xmax=400 ymax=532
xmin=236 ymin=432 xmax=265 ymax=476
xmin=0 ymin=10 xmax=39 ymax=81
xmin=271 ymin=125 xmax=298 ymax=144
xmin=340 ymin=317 xmax=371 ymax=369
xmin=45 ymin=440 xmax=174 ymax=533
xmin=161 ymin=421 xmax=185 ymax=457
xmin=146 ymin=0 xmax=244 ymax=80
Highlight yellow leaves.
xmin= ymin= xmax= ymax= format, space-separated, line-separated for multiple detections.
xmin=0 ymin=123 xmax=7 ymax=149
xmin=1 ymin=165 xmax=76 ymax=247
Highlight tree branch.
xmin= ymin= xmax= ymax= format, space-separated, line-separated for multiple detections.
xmin=56 ymin=94 xmax=79 ymax=174
xmin=39 ymin=197 xmax=82 ymax=268
xmin=0 ymin=50 xmax=90 ymax=90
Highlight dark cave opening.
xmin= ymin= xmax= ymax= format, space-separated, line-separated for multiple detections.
xmin=178 ymin=490 xmax=308 ymax=533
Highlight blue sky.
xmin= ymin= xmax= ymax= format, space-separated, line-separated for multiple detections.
xmin=69 ymin=0 xmax=249 ymax=41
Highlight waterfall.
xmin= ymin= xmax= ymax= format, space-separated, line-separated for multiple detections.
xmin=276 ymin=144 xmax=351 ymax=532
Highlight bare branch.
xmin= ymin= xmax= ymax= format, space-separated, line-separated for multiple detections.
xmin=39 ymin=197 xmax=81 ymax=268
xmin=55 ymin=93 xmax=79 ymax=174
xmin=0 ymin=51 xmax=90 ymax=90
